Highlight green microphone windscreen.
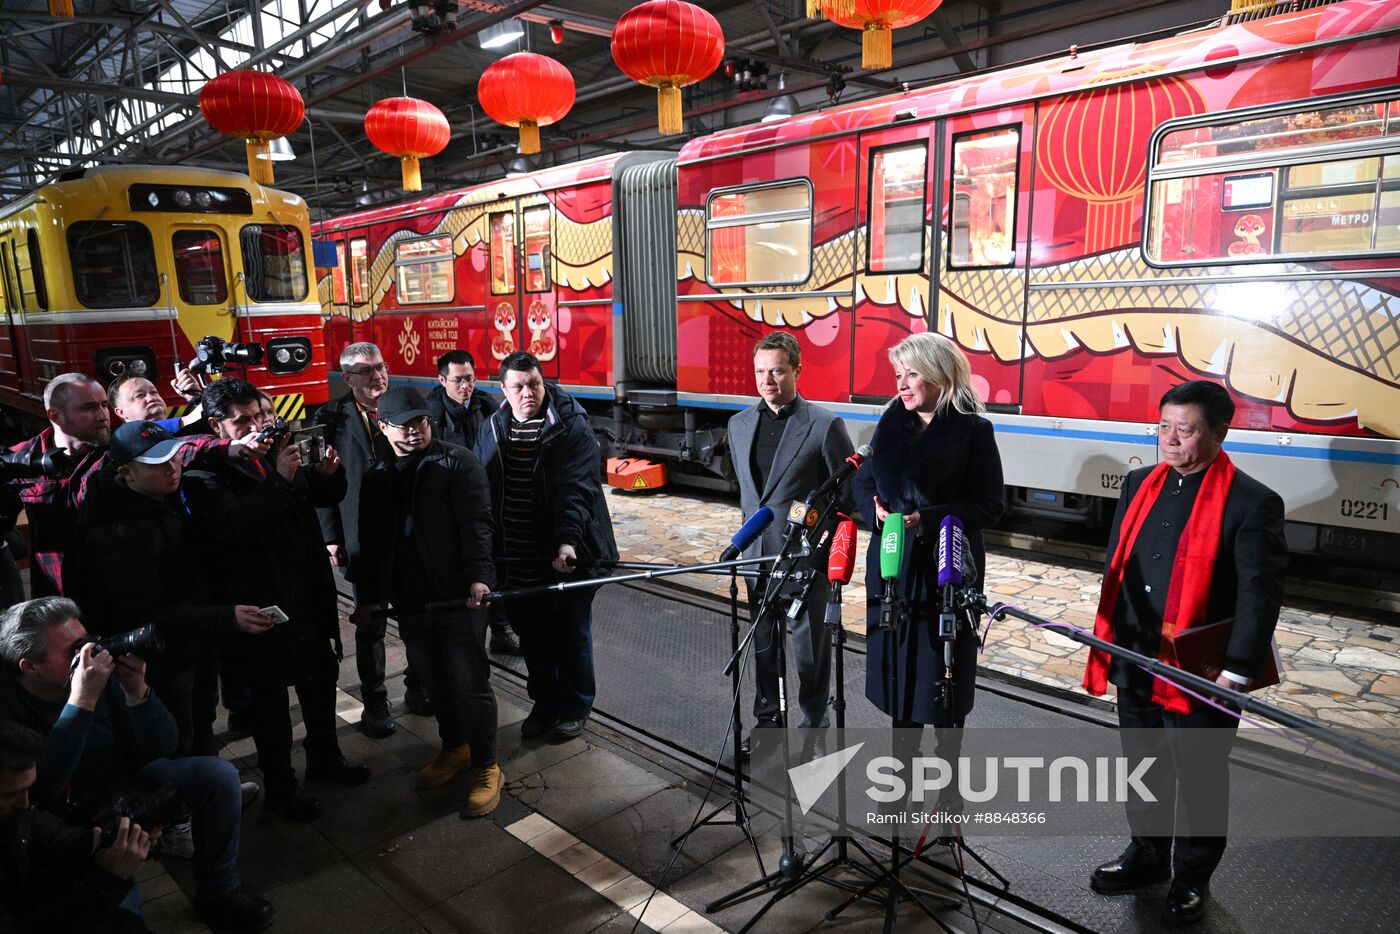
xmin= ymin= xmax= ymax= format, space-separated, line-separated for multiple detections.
xmin=880 ymin=514 xmax=904 ymax=581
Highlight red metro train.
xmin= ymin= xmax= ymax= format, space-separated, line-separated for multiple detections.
xmin=314 ymin=0 xmax=1400 ymax=566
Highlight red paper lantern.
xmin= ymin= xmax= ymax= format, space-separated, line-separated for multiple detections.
xmin=365 ymin=97 xmax=451 ymax=192
xmin=611 ymin=1 xmax=724 ymax=136
xmin=198 ymin=70 xmax=304 ymax=185
xmin=824 ymin=2 xmax=945 ymax=70
xmin=477 ymin=52 xmax=575 ymax=156
xmin=1037 ymin=73 xmax=1204 ymax=252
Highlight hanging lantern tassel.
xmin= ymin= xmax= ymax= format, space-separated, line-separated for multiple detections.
xmin=246 ymin=139 xmax=275 ymax=185
xmin=518 ymin=121 xmax=540 ymax=155
xmin=400 ymin=156 xmax=423 ymax=192
xmin=863 ymin=23 xmax=894 ymax=70
xmin=48 ymin=0 xmax=74 ymax=17
xmin=657 ymin=85 xmax=683 ymax=136
xmin=806 ymin=0 xmax=824 ymax=19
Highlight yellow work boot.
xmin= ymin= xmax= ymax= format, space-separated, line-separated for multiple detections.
xmin=416 ymin=743 xmax=472 ymax=790
xmin=461 ymin=764 xmax=503 ymax=818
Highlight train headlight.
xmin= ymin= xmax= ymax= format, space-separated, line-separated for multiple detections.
xmin=95 ymin=347 xmax=157 ymax=382
xmin=172 ymin=190 xmax=193 ymax=208
xmin=265 ymin=337 xmax=313 ymax=375
xmin=194 ymin=191 xmax=213 ymax=208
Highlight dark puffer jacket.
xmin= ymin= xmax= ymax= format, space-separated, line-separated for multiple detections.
xmin=426 ymin=384 xmax=495 ymax=450
xmin=63 ymin=466 xmax=236 ymax=674
xmin=475 ymin=386 xmax=618 ymax=585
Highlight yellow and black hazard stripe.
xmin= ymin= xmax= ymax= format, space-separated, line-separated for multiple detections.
xmin=270 ymin=393 xmax=306 ymax=423
xmin=167 ymin=393 xmax=305 ymax=423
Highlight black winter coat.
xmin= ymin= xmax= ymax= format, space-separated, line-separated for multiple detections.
xmin=182 ymin=455 xmax=348 ymax=686
xmin=475 ymin=386 xmax=618 ymax=585
xmin=64 ymin=467 xmax=235 ymax=674
xmin=355 ymin=439 xmax=496 ymax=609
xmin=426 ymin=385 xmax=495 ymax=450
xmin=314 ymin=393 xmax=390 ymax=569
xmin=852 ymin=404 xmax=1004 ymax=724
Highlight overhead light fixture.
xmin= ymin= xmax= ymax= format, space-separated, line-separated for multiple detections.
xmin=762 ymin=94 xmax=799 ymax=122
xmin=258 ymin=137 xmax=296 ymax=161
xmin=355 ymin=180 xmax=373 ymax=207
xmin=506 ymin=156 xmax=534 ymax=177
xmin=479 ymin=18 xmax=524 ymax=49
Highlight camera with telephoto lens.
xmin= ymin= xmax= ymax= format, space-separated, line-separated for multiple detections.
xmin=91 ymin=784 xmax=187 ymax=848
xmin=0 ymin=447 xmax=75 ymax=481
xmin=71 ymin=624 xmax=165 ymax=663
xmin=188 ymin=336 xmax=263 ymax=375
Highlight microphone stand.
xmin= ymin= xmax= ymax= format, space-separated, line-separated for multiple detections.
xmin=706 ymin=490 xmax=890 ymax=931
xmin=670 ymin=556 xmax=769 ymax=880
xmin=826 ymin=580 xmax=1007 ymax=932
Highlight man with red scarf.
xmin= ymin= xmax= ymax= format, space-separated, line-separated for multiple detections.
xmin=1084 ymin=380 xmax=1287 ymax=927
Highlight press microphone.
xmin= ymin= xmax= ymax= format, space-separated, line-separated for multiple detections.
xmin=879 ymin=514 xmax=904 ymax=631
xmin=937 ymin=515 xmax=965 ymax=588
xmin=824 ymin=517 xmax=857 ymax=629
xmin=827 ymin=518 xmax=857 ymax=586
xmin=936 ymin=515 xmax=965 ymax=669
xmin=810 ymin=444 xmax=873 ymax=502
xmin=720 ymin=506 xmax=774 ymax=562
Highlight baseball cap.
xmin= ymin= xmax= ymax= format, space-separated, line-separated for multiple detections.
xmin=110 ymin=421 xmax=188 ymax=466
xmin=376 ymin=386 xmax=431 ymax=427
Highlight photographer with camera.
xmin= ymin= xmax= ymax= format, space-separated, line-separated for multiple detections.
xmin=62 ymin=422 xmax=274 ymax=757
xmin=0 ymin=598 xmax=274 ymax=931
xmin=1 ymin=720 xmax=154 ymax=934
xmin=8 ymin=372 xmax=271 ymax=602
xmin=182 ymin=379 xmax=369 ymax=820
xmin=7 ymin=374 xmax=112 ymax=598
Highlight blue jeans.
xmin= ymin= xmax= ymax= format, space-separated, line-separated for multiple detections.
xmin=136 ymin=755 xmax=243 ymax=897
xmin=512 ymin=593 xmax=595 ymax=720
xmin=399 ymin=609 xmax=497 ymax=765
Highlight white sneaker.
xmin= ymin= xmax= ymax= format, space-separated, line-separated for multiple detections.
xmin=156 ymin=819 xmax=195 ymax=859
xmin=240 ymin=781 xmax=261 ymax=809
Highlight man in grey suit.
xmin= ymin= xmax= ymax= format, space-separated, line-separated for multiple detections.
xmin=727 ymin=332 xmax=855 ymax=748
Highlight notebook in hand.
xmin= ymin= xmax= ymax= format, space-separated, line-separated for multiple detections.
xmin=1171 ymin=617 xmax=1281 ymax=690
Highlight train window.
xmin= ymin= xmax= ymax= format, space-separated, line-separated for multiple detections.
xmin=26 ymin=229 xmax=47 ymax=311
xmin=523 ymin=206 xmax=551 ymax=293
xmin=172 ymin=230 xmax=228 ymax=305
xmin=950 ymin=127 xmax=1019 ymax=268
xmin=489 ymin=212 xmax=516 ymax=295
xmin=4 ymin=240 xmax=21 ymax=313
xmin=240 ymin=225 xmax=307 ymax=302
xmin=332 ymin=242 xmax=348 ymax=304
xmin=705 ymin=181 xmax=812 ymax=286
xmin=0 ymin=242 xmax=13 ymax=313
xmin=67 ymin=221 xmax=159 ymax=309
xmin=1146 ymin=96 xmax=1400 ymax=264
xmin=350 ymin=238 xmax=368 ymax=303
xmin=395 ymin=235 xmax=454 ymax=305
xmin=868 ymin=143 xmax=928 ymax=274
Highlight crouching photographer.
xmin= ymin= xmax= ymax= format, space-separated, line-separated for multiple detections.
xmin=1 ymin=721 xmax=156 ymax=934
xmin=0 ymin=598 xmax=274 ymax=932
xmin=182 ymin=379 xmax=369 ymax=821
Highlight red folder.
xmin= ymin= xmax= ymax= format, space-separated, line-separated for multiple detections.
xmin=1169 ymin=618 xmax=1281 ymax=691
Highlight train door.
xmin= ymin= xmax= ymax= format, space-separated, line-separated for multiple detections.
xmin=937 ymin=111 xmax=1033 ymax=408
xmin=486 ymin=197 xmax=559 ymax=380
xmin=347 ymin=231 xmax=373 ymax=343
xmin=853 ymin=124 xmax=935 ymax=400
xmin=322 ymin=233 xmax=354 ymax=363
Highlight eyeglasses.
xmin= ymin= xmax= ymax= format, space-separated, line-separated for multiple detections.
xmin=345 ymin=362 xmax=388 ymax=377
xmin=388 ymin=415 xmax=430 ymax=430
xmin=444 ymin=376 xmax=475 ymax=386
